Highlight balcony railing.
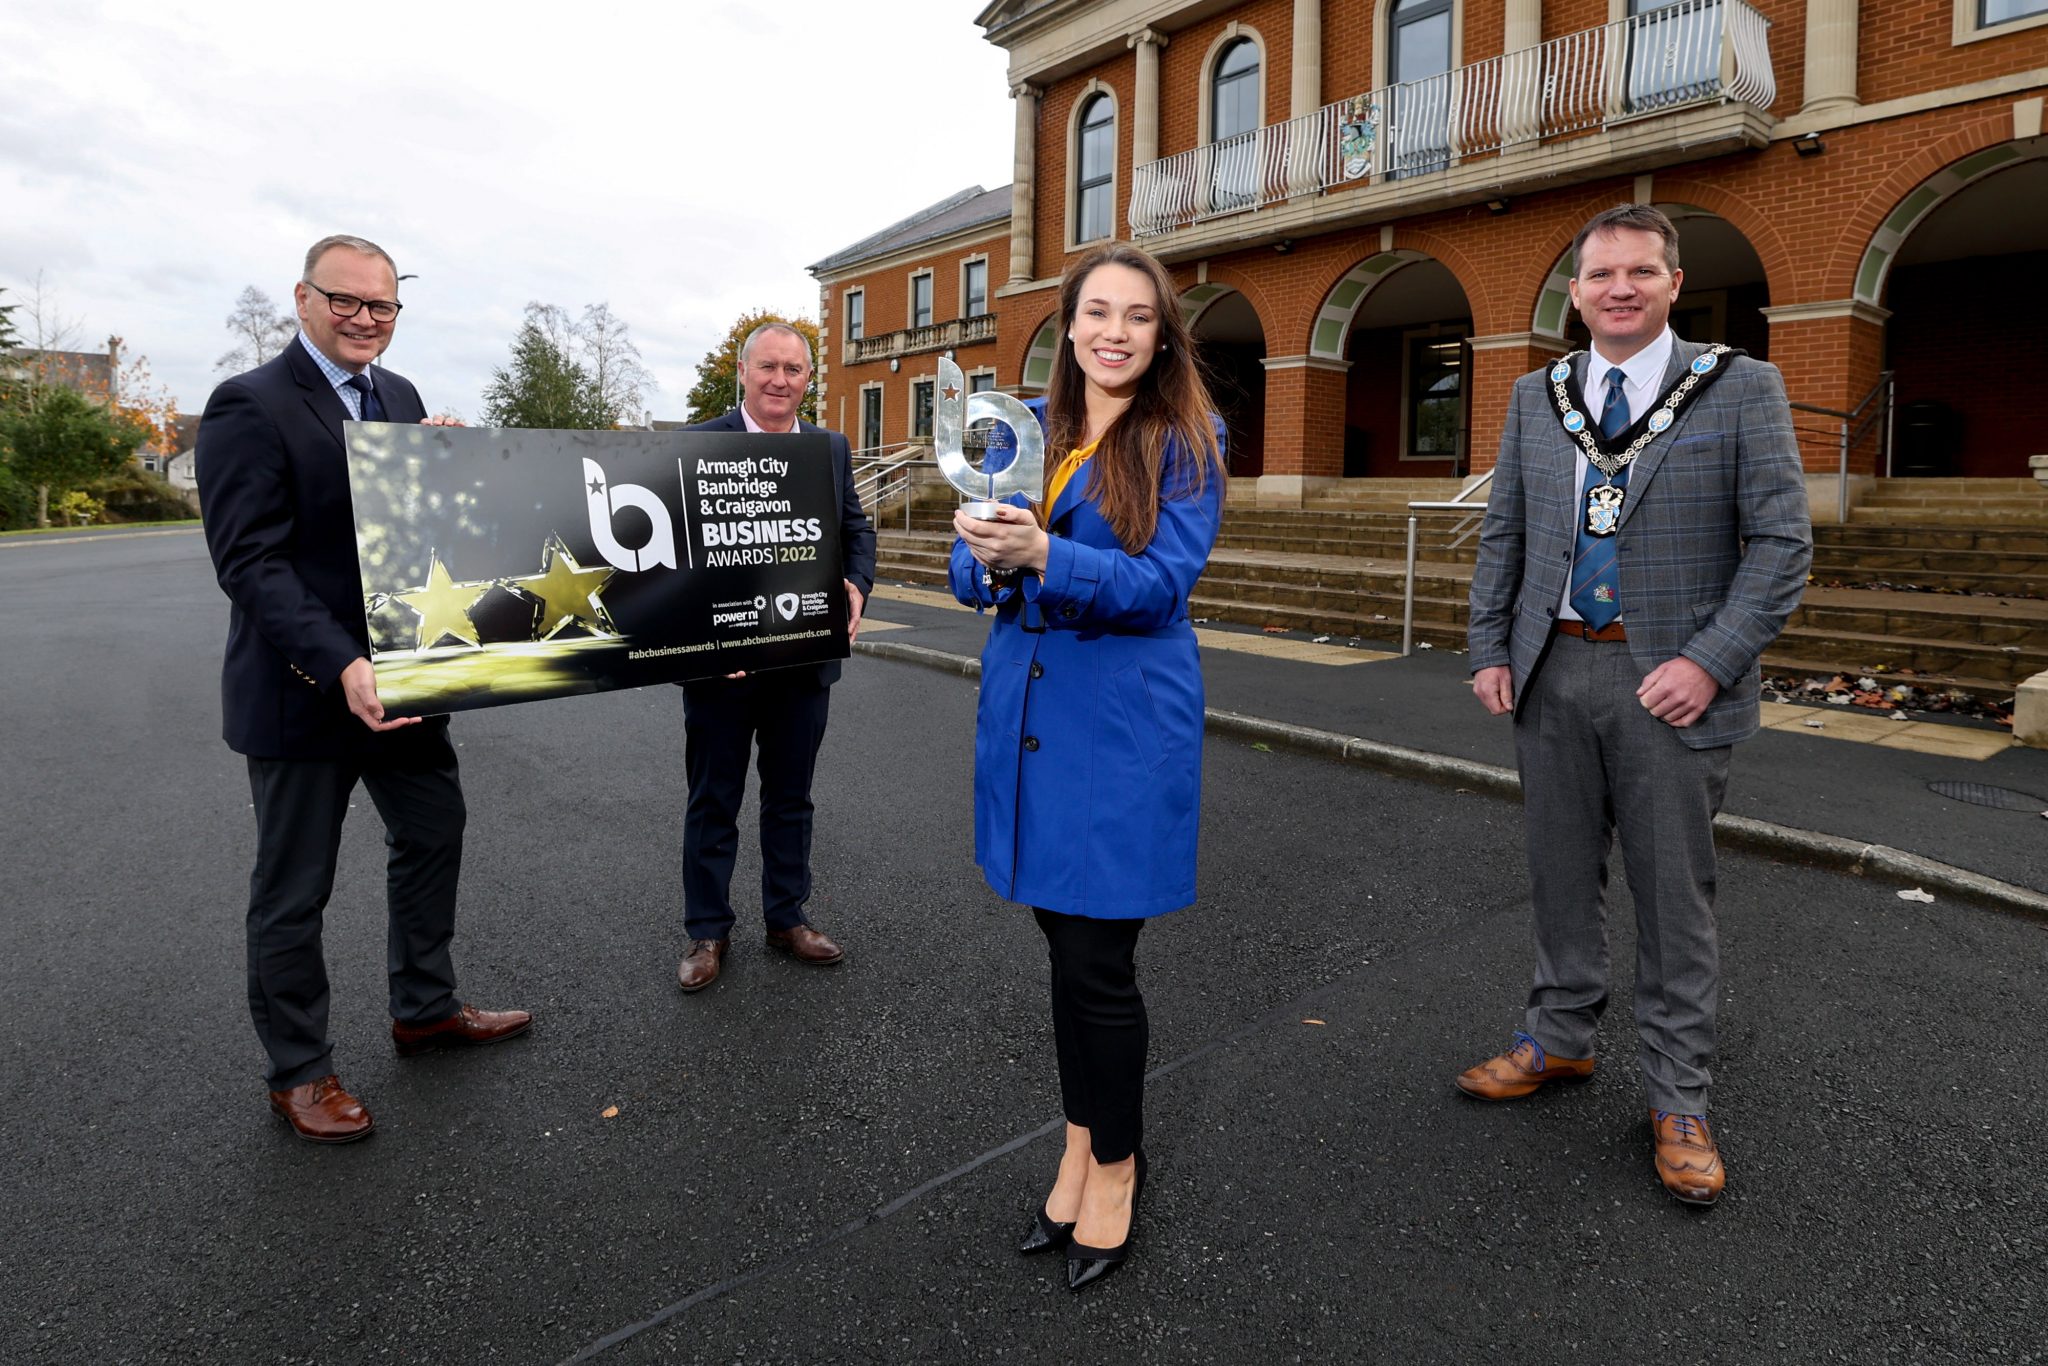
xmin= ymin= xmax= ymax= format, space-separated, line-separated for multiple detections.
xmin=1129 ymin=0 xmax=1773 ymax=238
xmin=845 ymin=312 xmax=998 ymax=365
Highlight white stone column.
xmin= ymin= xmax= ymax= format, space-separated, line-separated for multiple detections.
xmin=1502 ymin=0 xmax=1544 ymax=144
xmin=1291 ymin=0 xmax=1321 ymax=119
xmin=1505 ymin=0 xmax=1541 ymax=49
xmin=1008 ymin=82 xmax=1041 ymax=286
xmin=1128 ymin=29 xmax=1168 ymax=167
xmin=1802 ymin=0 xmax=1860 ymax=117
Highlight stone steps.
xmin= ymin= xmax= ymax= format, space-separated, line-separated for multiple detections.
xmin=873 ymin=507 xmax=2048 ymax=700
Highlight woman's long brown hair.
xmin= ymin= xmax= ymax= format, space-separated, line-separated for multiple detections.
xmin=1042 ymin=242 xmax=1226 ymax=553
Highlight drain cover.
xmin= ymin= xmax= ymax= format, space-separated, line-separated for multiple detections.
xmin=1927 ymin=781 xmax=2046 ymax=812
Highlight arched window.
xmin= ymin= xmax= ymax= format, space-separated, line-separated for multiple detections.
xmin=1388 ymin=0 xmax=1453 ymax=177
xmin=1212 ymin=38 xmax=1260 ymax=142
xmin=1076 ymin=93 xmax=1115 ymax=244
xmin=1210 ymin=38 xmax=1262 ymax=210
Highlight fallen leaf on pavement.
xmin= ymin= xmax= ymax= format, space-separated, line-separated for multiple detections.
xmin=1896 ymin=887 xmax=1935 ymax=903
xmin=1252 ymin=742 xmax=1273 ymax=752
xmin=601 ymin=1105 xmax=620 ymax=1118
xmin=1303 ymin=1019 xmax=1326 ymax=1027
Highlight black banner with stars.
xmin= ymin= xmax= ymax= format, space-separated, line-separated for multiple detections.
xmin=345 ymin=423 xmax=848 ymax=718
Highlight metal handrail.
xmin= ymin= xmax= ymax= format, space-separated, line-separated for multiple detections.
xmin=1399 ymin=471 xmax=1495 ymax=656
xmin=1790 ymin=369 xmax=1893 ymax=523
xmin=855 ymin=448 xmax=947 ymax=531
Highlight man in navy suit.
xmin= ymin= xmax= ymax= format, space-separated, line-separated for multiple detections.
xmin=674 ymin=322 xmax=877 ymax=993
xmin=197 ymin=235 xmax=530 ymax=1144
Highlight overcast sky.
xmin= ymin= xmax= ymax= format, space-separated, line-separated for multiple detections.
xmin=0 ymin=1 xmax=1016 ymax=419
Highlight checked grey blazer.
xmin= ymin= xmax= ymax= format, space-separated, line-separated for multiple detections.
xmin=1467 ymin=337 xmax=1812 ymax=750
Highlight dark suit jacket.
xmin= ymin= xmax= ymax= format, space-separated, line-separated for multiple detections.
xmin=197 ymin=337 xmax=437 ymax=759
xmin=685 ymin=409 xmax=877 ymax=688
xmin=1467 ymin=338 xmax=1812 ymax=750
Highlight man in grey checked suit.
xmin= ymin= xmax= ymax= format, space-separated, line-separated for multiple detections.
xmin=1457 ymin=204 xmax=1811 ymax=1206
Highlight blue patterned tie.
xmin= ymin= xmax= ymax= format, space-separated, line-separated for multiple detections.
xmin=1568 ymin=367 xmax=1629 ymax=631
xmin=345 ymin=373 xmax=387 ymax=422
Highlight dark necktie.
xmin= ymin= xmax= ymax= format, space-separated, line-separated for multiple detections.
xmin=1568 ymin=367 xmax=1630 ymax=631
xmin=344 ymin=373 xmax=387 ymax=423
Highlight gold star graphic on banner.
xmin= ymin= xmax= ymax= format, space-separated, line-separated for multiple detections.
xmin=393 ymin=552 xmax=490 ymax=649
xmin=504 ymin=536 xmax=617 ymax=639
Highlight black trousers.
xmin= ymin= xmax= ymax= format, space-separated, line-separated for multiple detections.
xmin=1034 ymin=908 xmax=1147 ymax=1163
xmin=681 ymin=672 xmax=832 ymax=941
xmin=243 ymin=728 xmax=464 ymax=1090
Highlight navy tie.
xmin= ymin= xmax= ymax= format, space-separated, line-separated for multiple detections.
xmin=1569 ymin=367 xmax=1630 ymax=631
xmin=345 ymin=373 xmax=387 ymax=423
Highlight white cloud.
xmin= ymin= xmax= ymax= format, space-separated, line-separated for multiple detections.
xmin=0 ymin=0 xmax=1015 ymax=418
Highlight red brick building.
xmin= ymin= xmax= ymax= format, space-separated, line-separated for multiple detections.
xmin=810 ymin=186 xmax=1011 ymax=455
xmin=818 ymin=1 xmax=2048 ymax=516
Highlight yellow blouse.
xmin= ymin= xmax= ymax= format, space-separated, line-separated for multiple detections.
xmin=1037 ymin=438 xmax=1100 ymax=528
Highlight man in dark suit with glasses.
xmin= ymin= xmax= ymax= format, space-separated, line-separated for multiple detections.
xmin=197 ymin=234 xmax=531 ymax=1145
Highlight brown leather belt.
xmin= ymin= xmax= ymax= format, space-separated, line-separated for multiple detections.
xmin=1555 ymin=618 xmax=1628 ymax=642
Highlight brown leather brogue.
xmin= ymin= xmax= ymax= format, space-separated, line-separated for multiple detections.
xmin=1651 ymin=1109 xmax=1726 ymax=1206
xmin=391 ymin=1003 xmax=533 ymax=1057
xmin=766 ymin=922 xmax=844 ymax=964
xmin=268 ymin=1074 xmax=374 ymax=1143
xmin=1454 ymin=1031 xmax=1596 ymax=1100
xmin=677 ymin=938 xmax=729 ymax=992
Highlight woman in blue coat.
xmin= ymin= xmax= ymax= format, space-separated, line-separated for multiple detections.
xmin=950 ymin=242 xmax=1226 ymax=1291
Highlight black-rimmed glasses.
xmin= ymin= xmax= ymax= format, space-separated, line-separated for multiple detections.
xmin=303 ymin=281 xmax=403 ymax=323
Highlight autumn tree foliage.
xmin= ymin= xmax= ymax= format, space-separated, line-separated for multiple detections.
xmin=684 ymin=311 xmax=819 ymax=426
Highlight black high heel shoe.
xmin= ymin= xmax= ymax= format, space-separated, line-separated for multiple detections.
xmin=1018 ymin=1205 xmax=1076 ymax=1255
xmin=1066 ymin=1149 xmax=1147 ymax=1292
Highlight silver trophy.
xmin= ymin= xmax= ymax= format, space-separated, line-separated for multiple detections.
xmin=933 ymin=356 xmax=1045 ymax=520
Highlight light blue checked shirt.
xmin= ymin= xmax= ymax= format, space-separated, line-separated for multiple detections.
xmin=297 ymin=332 xmax=376 ymax=420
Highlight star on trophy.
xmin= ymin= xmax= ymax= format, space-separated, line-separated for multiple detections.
xmin=932 ymin=356 xmax=1045 ymax=519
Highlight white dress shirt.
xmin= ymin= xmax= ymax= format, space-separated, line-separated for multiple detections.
xmin=1556 ymin=327 xmax=1675 ymax=622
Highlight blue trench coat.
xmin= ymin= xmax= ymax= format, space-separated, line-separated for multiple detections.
xmin=949 ymin=408 xmax=1225 ymax=919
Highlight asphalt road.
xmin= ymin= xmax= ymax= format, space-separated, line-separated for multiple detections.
xmin=2 ymin=530 xmax=2042 ymax=1365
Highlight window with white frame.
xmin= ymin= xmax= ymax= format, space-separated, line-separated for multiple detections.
xmin=912 ymin=379 xmax=935 ymax=438
xmin=1625 ymin=0 xmax=1724 ymax=112
xmin=1387 ymin=0 xmax=1454 ymax=178
xmin=962 ymin=258 xmax=988 ymax=318
xmin=1210 ymin=38 xmax=1261 ymax=209
xmin=1075 ymin=93 xmax=1115 ymax=244
xmin=1402 ymin=324 xmax=1470 ymax=462
xmin=844 ymin=288 xmax=864 ymax=341
xmin=910 ymin=272 xmax=933 ymax=329
xmin=1957 ymin=0 xmax=2048 ymax=41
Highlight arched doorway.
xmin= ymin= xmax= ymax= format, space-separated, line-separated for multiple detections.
xmin=1314 ymin=251 xmax=1477 ymax=478
xmin=1184 ymin=283 xmax=1267 ymax=478
xmin=1858 ymin=139 xmax=2048 ymax=478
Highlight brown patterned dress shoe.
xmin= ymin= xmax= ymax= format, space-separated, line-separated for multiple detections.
xmin=1651 ymin=1110 xmax=1726 ymax=1206
xmin=677 ymin=938 xmax=729 ymax=992
xmin=766 ymin=922 xmax=844 ymax=964
xmin=1455 ymin=1031 xmax=1596 ymax=1100
xmin=268 ymin=1075 xmax=374 ymax=1143
xmin=391 ymin=1003 xmax=533 ymax=1057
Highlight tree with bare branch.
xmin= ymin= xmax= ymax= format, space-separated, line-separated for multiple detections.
xmin=215 ymin=286 xmax=298 ymax=376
